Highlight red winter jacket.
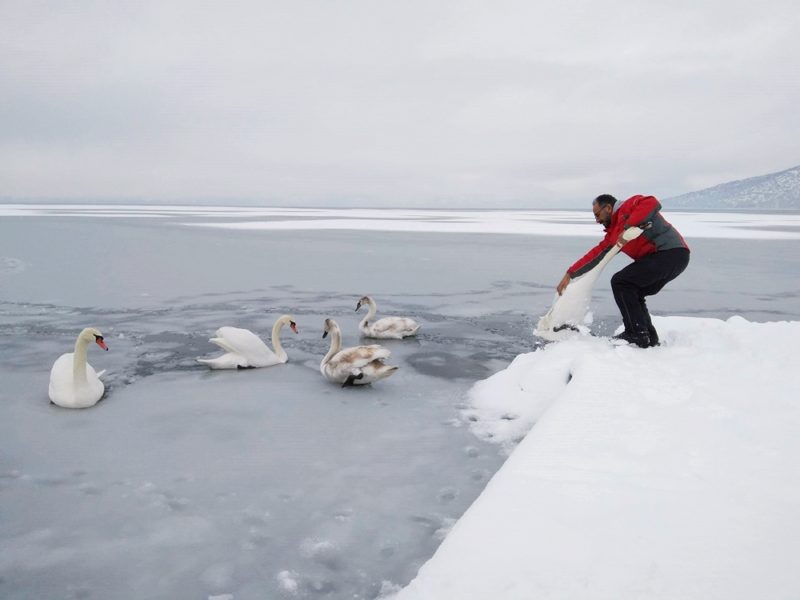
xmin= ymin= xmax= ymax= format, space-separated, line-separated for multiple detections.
xmin=567 ymin=195 xmax=688 ymax=278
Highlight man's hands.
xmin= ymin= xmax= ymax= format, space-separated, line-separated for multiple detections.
xmin=556 ymin=272 xmax=571 ymax=296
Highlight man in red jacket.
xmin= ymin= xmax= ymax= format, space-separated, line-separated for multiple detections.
xmin=556 ymin=194 xmax=690 ymax=348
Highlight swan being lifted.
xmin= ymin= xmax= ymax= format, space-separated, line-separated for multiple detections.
xmin=197 ymin=314 xmax=298 ymax=369
xmin=355 ymin=295 xmax=420 ymax=339
xmin=535 ymin=226 xmax=646 ymax=340
xmin=49 ymin=327 xmax=109 ymax=409
xmin=320 ymin=318 xmax=398 ymax=386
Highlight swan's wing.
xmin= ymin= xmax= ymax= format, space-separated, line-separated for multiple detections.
xmin=321 ymin=361 xmax=351 ymax=382
xmin=208 ymin=336 xmax=238 ymax=354
xmin=49 ymin=353 xmax=73 ymax=399
xmin=359 ymin=344 xmax=391 ymax=359
xmin=371 ymin=317 xmax=419 ymax=336
xmin=331 ymin=345 xmax=391 ymax=370
xmin=210 ymin=327 xmax=278 ymax=364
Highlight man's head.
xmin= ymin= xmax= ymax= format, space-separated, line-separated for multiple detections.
xmin=592 ymin=194 xmax=617 ymax=227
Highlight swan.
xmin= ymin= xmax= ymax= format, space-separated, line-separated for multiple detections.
xmin=355 ymin=295 xmax=420 ymax=339
xmin=48 ymin=327 xmax=109 ymax=409
xmin=197 ymin=314 xmax=298 ymax=369
xmin=535 ymin=226 xmax=646 ymax=340
xmin=320 ymin=318 xmax=398 ymax=386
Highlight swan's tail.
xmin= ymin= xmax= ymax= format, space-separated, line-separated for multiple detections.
xmin=196 ymin=354 xmax=244 ymax=369
xmin=375 ymin=364 xmax=399 ymax=380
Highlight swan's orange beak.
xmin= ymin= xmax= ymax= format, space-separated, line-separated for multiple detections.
xmin=290 ymin=322 xmax=298 ymax=334
xmin=95 ymin=337 xmax=109 ymax=351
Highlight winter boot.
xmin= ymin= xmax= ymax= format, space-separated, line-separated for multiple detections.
xmin=612 ymin=330 xmax=651 ymax=348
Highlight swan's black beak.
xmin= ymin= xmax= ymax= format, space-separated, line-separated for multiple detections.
xmin=322 ymin=330 xmax=329 ymax=339
xmin=355 ymin=302 xmax=361 ymax=312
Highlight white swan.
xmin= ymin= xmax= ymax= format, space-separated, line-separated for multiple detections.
xmin=535 ymin=226 xmax=646 ymax=340
xmin=320 ymin=318 xmax=398 ymax=386
xmin=197 ymin=314 xmax=298 ymax=369
xmin=48 ymin=327 xmax=109 ymax=409
xmin=355 ymin=295 xmax=420 ymax=339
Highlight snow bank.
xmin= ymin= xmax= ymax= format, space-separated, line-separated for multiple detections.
xmin=392 ymin=316 xmax=800 ymax=600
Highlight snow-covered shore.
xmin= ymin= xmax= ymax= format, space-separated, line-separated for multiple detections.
xmin=392 ymin=316 xmax=800 ymax=600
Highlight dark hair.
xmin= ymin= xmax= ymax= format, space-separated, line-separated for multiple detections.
xmin=593 ymin=194 xmax=617 ymax=208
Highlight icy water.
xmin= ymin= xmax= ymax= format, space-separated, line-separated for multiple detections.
xmin=1 ymin=206 xmax=799 ymax=600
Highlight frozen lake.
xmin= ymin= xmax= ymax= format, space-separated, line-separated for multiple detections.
xmin=1 ymin=205 xmax=799 ymax=600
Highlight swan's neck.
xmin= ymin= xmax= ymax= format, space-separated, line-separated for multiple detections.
xmin=321 ymin=328 xmax=342 ymax=367
xmin=595 ymin=243 xmax=623 ymax=271
xmin=574 ymin=244 xmax=623 ymax=287
xmin=271 ymin=319 xmax=288 ymax=361
xmin=359 ymin=301 xmax=377 ymax=328
xmin=72 ymin=336 xmax=90 ymax=385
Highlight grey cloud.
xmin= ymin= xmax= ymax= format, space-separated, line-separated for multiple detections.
xmin=1 ymin=1 xmax=798 ymax=206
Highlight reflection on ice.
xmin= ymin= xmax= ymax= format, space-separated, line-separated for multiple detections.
xmin=405 ymin=350 xmax=497 ymax=381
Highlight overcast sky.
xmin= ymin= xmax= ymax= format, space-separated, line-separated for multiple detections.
xmin=1 ymin=1 xmax=798 ymax=207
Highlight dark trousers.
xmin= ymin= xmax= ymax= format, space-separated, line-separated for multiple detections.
xmin=610 ymin=248 xmax=690 ymax=340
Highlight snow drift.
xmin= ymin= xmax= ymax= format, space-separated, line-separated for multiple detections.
xmin=392 ymin=316 xmax=800 ymax=600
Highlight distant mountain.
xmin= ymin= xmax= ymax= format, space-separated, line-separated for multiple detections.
xmin=664 ymin=165 xmax=800 ymax=210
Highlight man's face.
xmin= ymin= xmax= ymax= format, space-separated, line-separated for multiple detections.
xmin=592 ymin=202 xmax=612 ymax=228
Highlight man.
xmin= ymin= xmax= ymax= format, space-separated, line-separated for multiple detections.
xmin=556 ymin=194 xmax=690 ymax=348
